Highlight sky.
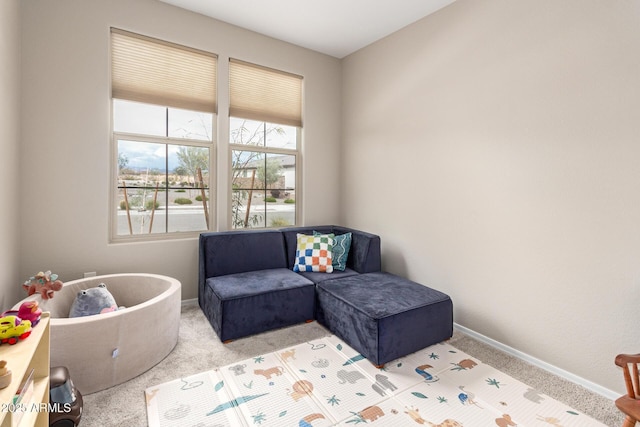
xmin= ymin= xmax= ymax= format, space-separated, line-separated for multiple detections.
xmin=114 ymin=99 xmax=297 ymax=173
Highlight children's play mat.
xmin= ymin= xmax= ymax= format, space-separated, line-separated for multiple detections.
xmin=145 ymin=335 xmax=605 ymax=426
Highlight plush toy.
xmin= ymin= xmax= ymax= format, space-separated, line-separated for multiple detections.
xmin=22 ymin=270 xmax=63 ymax=300
xmin=17 ymin=301 xmax=42 ymax=326
xmin=1 ymin=301 xmax=42 ymax=327
xmin=69 ymin=283 xmax=120 ymax=318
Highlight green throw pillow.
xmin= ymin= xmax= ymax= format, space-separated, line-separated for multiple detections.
xmin=314 ymin=231 xmax=351 ymax=271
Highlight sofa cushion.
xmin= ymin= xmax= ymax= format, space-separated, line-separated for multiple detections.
xmin=209 ymin=268 xmax=312 ymax=299
xmin=199 ymin=230 xmax=287 ymax=278
xmin=205 ymin=268 xmax=315 ymax=341
xmin=297 ymin=268 xmax=359 ymax=285
xmin=293 ymin=233 xmax=334 ymax=273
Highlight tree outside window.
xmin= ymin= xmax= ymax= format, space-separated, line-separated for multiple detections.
xmin=230 ymin=118 xmax=297 ymax=229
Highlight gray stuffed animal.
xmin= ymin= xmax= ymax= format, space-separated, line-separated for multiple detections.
xmin=69 ymin=283 xmax=119 ymax=318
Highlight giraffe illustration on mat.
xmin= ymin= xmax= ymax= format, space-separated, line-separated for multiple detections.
xmin=405 ymin=406 xmax=426 ymax=424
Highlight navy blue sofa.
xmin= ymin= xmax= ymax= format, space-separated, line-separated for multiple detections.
xmin=198 ymin=225 xmax=453 ymax=366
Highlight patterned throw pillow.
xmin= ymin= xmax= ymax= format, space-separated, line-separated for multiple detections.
xmin=314 ymin=231 xmax=351 ymax=271
xmin=293 ymin=233 xmax=334 ymax=273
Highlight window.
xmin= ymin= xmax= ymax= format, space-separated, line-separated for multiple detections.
xmin=229 ymin=59 xmax=302 ymax=229
xmin=110 ymin=29 xmax=217 ymax=240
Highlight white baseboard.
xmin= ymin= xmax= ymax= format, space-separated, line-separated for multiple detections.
xmin=454 ymin=323 xmax=619 ymax=401
xmin=181 ymin=298 xmax=198 ymax=307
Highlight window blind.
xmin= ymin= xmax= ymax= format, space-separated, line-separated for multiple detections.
xmin=229 ymin=59 xmax=303 ymax=127
xmin=111 ymin=28 xmax=217 ymax=113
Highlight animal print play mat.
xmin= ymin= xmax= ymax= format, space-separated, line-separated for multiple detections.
xmin=145 ymin=335 xmax=605 ymax=426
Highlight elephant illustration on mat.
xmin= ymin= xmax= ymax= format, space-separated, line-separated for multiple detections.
xmin=337 ymin=369 xmax=366 ymax=384
xmin=371 ymin=374 xmax=397 ymax=396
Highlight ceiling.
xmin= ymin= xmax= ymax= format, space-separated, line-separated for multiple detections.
xmin=158 ymin=0 xmax=456 ymax=58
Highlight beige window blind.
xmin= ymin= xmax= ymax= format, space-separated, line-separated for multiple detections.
xmin=111 ymin=28 xmax=217 ymax=113
xmin=229 ymin=59 xmax=303 ymax=127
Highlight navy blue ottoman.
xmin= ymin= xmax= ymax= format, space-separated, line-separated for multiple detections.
xmin=316 ymin=272 xmax=453 ymax=366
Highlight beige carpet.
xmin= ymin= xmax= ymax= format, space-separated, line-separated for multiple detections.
xmin=80 ymin=303 xmax=624 ymax=426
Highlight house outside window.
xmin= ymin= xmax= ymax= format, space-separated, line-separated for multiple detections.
xmin=228 ymin=59 xmax=302 ymax=229
xmin=110 ymin=29 xmax=217 ymax=241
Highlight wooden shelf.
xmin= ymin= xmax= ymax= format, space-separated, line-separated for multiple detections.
xmin=0 ymin=313 xmax=50 ymax=427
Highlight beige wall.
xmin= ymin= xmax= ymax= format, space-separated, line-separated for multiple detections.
xmin=341 ymin=0 xmax=640 ymax=395
xmin=18 ymin=0 xmax=342 ymax=301
xmin=0 ymin=1 xmax=22 ymax=311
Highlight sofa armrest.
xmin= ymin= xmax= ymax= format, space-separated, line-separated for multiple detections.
xmin=333 ymin=226 xmax=381 ymax=273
